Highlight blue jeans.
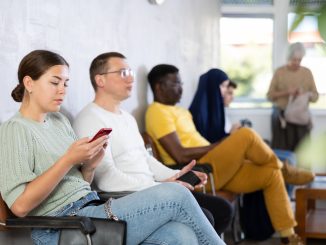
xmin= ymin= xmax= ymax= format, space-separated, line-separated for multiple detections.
xmin=31 ymin=183 xmax=224 ymax=245
xmin=273 ymin=148 xmax=297 ymax=197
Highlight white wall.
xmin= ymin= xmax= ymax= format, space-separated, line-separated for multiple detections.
xmin=2 ymin=0 xmax=325 ymax=139
xmin=0 ymin=0 xmax=220 ymax=131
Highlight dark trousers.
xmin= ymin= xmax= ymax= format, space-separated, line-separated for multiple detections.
xmin=193 ymin=191 xmax=233 ymax=234
xmin=271 ymin=107 xmax=310 ymax=151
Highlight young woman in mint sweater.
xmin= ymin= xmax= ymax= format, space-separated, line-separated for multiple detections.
xmin=0 ymin=50 xmax=223 ymax=245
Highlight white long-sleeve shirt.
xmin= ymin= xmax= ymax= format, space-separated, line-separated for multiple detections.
xmin=73 ymin=102 xmax=177 ymax=192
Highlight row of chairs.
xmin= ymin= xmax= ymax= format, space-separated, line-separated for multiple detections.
xmin=0 ymin=132 xmax=236 ymax=245
xmin=142 ymin=132 xmax=216 ymax=194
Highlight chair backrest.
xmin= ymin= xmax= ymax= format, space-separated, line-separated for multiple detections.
xmin=141 ymin=132 xmax=162 ymax=162
xmin=0 ymin=193 xmax=13 ymax=231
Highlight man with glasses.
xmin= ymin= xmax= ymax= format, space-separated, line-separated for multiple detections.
xmin=73 ymin=52 xmax=233 ymax=235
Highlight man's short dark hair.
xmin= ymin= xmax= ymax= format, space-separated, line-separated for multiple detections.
xmin=147 ymin=64 xmax=179 ymax=92
xmin=89 ymin=52 xmax=126 ymax=91
xmin=228 ymin=80 xmax=237 ymax=89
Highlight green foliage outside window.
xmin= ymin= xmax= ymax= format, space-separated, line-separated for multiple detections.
xmin=221 ymin=44 xmax=272 ymax=98
xmin=290 ymin=1 xmax=326 ymax=42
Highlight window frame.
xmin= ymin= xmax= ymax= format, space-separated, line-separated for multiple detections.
xmin=219 ymin=0 xmax=291 ymax=106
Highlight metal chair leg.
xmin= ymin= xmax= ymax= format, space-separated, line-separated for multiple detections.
xmin=86 ymin=234 xmax=92 ymax=245
xmin=209 ymin=173 xmax=216 ymax=195
xmin=220 ymin=232 xmax=225 ymax=241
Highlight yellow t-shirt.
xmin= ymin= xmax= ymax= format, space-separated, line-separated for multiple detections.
xmin=145 ymin=102 xmax=209 ymax=164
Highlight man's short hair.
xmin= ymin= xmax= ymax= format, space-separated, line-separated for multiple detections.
xmin=228 ymin=80 xmax=237 ymax=89
xmin=89 ymin=52 xmax=126 ymax=91
xmin=147 ymin=64 xmax=179 ymax=92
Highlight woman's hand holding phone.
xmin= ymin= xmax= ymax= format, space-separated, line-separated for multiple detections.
xmin=82 ymin=128 xmax=112 ymax=170
xmin=63 ymin=128 xmax=111 ymax=167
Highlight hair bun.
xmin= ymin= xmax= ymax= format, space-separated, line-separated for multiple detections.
xmin=11 ymin=83 xmax=24 ymax=102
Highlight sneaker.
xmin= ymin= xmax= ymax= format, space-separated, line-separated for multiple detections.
xmin=281 ymin=234 xmax=304 ymax=245
xmin=282 ymin=161 xmax=315 ymax=185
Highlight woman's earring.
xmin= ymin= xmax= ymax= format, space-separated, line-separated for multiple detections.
xmin=29 ymin=90 xmax=32 ymax=94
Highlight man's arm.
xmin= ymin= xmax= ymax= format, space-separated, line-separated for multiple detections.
xmin=146 ymin=154 xmax=179 ymax=181
xmin=94 ymin=151 xmax=159 ymax=191
xmin=73 ymin=108 xmax=158 ymax=191
xmin=159 ymin=131 xmax=218 ymax=163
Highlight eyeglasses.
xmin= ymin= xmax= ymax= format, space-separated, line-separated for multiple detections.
xmin=99 ymin=68 xmax=134 ymax=78
xmin=164 ymin=80 xmax=183 ymax=87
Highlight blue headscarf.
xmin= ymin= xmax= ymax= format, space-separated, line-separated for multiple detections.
xmin=189 ymin=68 xmax=228 ymax=143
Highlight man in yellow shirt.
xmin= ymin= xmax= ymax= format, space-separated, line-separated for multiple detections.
xmin=145 ymin=64 xmax=314 ymax=245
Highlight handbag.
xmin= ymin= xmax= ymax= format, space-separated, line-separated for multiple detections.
xmin=284 ymin=93 xmax=311 ymax=125
xmin=59 ymin=218 xmax=127 ymax=245
xmin=59 ymin=199 xmax=127 ymax=245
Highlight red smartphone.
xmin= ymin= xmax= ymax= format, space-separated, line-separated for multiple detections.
xmin=88 ymin=128 xmax=112 ymax=143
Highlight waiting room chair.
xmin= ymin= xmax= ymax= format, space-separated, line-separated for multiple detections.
xmin=0 ymin=193 xmax=126 ymax=245
xmin=141 ymin=132 xmax=217 ymax=195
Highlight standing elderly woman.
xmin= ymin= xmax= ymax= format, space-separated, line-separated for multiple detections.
xmin=267 ymin=42 xmax=318 ymax=151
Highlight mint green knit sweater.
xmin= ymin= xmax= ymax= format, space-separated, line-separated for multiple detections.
xmin=0 ymin=112 xmax=91 ymax=216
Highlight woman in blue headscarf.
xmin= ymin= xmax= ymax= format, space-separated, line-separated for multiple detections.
xmin=190 ymin=68 xmax=299 ymax=198
xmin=189 ymin=68 xmax=230 ymax=143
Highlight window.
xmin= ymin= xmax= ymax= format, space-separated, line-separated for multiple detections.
xmin=222 ymin=0 xmax=273 ymax=5
xmin=220 ymin=0 xmax=326 ymax=108
xmin=220 ymin=17 xmax=273 ymax=107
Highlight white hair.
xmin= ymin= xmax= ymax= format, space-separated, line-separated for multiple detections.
xmin=288 ymin=42 xmax=306 ymax=60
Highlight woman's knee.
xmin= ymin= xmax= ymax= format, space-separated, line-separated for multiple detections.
xmin=157 ymin=182 xmax=192 ymax=201
xmin=165 ymin=223 xmax=199 ymax=245
xmin=142 ymin=221 xmax=199 ymax=245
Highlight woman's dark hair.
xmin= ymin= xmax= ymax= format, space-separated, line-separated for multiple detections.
xmin=11 ymin=50 xmax=69 ymax=102
xmin=228 ymin=80 xmax=237 ymax=89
